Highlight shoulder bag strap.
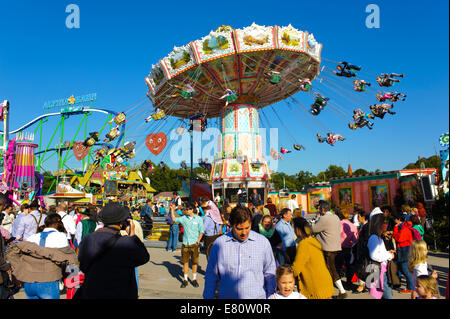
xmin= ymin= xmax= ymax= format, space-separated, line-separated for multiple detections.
xmin=30 ymin=213 xmax=43 ymax=233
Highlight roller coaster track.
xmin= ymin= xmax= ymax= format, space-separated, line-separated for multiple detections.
xmin=0 ymin=107 xmax=125 ymax=176
xmin=0 ymin=107 xmax=118 ymax=136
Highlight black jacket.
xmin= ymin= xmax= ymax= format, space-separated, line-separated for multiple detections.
xmin=352 ymin=222 xmax=371 ymax=280
xmin=76 ymin=227 xmax=150 ymax=299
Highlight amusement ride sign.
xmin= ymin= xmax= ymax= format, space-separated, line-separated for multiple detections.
xmin=43 ymin=93 xmax=97 ymax=110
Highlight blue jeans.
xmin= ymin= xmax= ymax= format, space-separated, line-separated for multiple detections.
xmin=135 ymin=267 xmax=139 ymax=290
xmin=273 ymin=248 xmax=285 ymax=266
xmin=396 ymin=245 xmax=412 ymax=290
xmin=23 ymin=281 xmax=60 ymax=299
xmin=397 ymin=260 xmax=413 ymax=290
xmin=167 ymin=224 xmax=179 ymax=252
xmin=382 ymin=272 xmax=393 ymax=299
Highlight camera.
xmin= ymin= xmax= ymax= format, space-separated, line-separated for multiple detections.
xmin=121 ymin=218 xmax=131 ymax=230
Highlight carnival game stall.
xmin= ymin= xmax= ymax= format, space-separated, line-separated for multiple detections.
xmin=268 ymin=182 xmax=331 ymax=214
xmin=330 ymin=169 xmax=439 ymax=214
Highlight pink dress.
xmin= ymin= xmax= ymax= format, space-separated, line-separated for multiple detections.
xmin=369 ymin=262 xmax=387 ymax=299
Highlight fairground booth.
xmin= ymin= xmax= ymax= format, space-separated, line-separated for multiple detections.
xmin=268 ymin=182 xmax=331 ymax=214
xmin=329 ymin=168 xmax=439 ymax=215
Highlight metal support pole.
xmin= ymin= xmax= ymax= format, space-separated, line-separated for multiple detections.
xmin=189 ymin=130 xmax=193 ymax=204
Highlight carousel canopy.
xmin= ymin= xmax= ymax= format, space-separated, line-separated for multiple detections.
xmin=145 ymin=23 xmax=322 ymax=119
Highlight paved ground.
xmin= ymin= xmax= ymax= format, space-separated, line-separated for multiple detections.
xmin=12 ymin=245 xmax=449 ymax=299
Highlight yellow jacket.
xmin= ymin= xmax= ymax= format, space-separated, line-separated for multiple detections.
xmin=292 ymin=237 xmax=334 ymax=299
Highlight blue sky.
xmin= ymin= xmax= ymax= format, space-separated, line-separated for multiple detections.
xmin=0 ymin=0 xmax=448 ymax=175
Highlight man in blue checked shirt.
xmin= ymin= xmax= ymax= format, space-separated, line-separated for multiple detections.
xmin=203 ymin=206 xmax=276 ymax=299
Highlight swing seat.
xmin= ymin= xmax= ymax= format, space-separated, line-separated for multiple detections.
xmin=114 ymin=113 xmax=126 ymax=125
xmin=180 ymin=90 xmax=193 ymax=99
xmin=152 ymin=110 xmax=165 ymax=120
xmin=107 ymin=131 xmax=118 ymax=139
xmin=85 ymin=137 xmax=96 ymax=147
xmin=269 ymin=74 xmax=281 ymax=84
xmin=302 ymin=83 xmax=311 ymax=91
xmin=225 ymin=92 xmax=238 ymax=102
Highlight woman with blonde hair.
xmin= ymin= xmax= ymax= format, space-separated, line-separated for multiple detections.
xmin=415 ymin=275 xmax=440 ymax=299
xmin=401 ymin=205 xmax=411 ymax=221
xmin=408 ymin=240 xmax=438 ymax=299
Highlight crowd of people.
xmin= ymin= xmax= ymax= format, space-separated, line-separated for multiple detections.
xmin=0 ymin=189 xmax=446 ymax=300
xmin=0 ymin=193 xmax=149 ymax=299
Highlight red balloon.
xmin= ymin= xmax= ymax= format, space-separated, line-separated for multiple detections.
xmin=145 ymin=132 xmax=167 ymax=156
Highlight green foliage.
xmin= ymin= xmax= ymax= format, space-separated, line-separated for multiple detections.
xmin=353 ymin=168 xmax=369 ymax=176
xmin=425 ymin=189 xmax=449 ymax=251
xmin=404 ymin=155 xmax=441 ymax=170
xmin=271 ymin=172 xmax=300 ymax=191
xmin=42 ymin=171 xmax=56 ymax=194
xmin=296 ymin=170 xmax=315 ymax=189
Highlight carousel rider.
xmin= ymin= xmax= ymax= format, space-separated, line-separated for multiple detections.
xmin=299 ymin=78 xmax=312 ymax=91
xmin=376 ymin=73 xmax=404 ymax=87
xmin=169 ymin=83 xmax=196 ymax=99
xmin=370 ymin=103 xmax=396 ymax=119
xmin=293 ymin=144 xmax=306 ymax=151
xmin=348 ymin=109 xmax=374 ymax=130
xmin=317 ymin=133 xmax=346 ymax=146
xmin=109 ymin=112 xmax=126 ymax=126
xmin=333 ymin=61 xmax=361 ymax=77
xmin=310 ymin=93 xmax=329 ymax=115
xmin=104 ymin=126 xmax=121 ymax=143
xmin=376 ymin=91 xmax=406 ymax=103
xmin=188 ymin=112 xmax=207 ymax=132
xmin=83 ymin=132 xmax=100 ymax=147
xmin=353 ymin=80 xmax=371 ymax=92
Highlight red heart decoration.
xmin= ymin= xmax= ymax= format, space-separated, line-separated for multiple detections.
xmin=145 ymin=133 xmax=167 ymax=156
xmin=73 ymin=142 xmax=90 ymax=161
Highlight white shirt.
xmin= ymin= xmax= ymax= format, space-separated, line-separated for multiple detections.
xmin=173 ymin=196 xmax=182 ymax=207
xmin=411 ymin=262 xmax=428 ymax=290
xmin=269 ymin=291 xmax=307 ymax=299
xmin=368 ymin=234 xmax=392 ymax=264
xmin=26 ymin=228 xmax=69 ymax=248
xmin=58 ymin=211 xmax=76 ymax=239
xmin=353 ymin=214 xmax=360 ymax=228
xmin=1 ymin=211 xmax=14 ymax=233
xmin=286 ymin=199 xmax=299 ymax=213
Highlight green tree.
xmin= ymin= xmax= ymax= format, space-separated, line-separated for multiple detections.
xmin=271 ymin=172 xmax=299 ymax=191
xmin=296 ymin=170 xmax=314 ymax=189
xmin=353 ymin=168 xmax=369 ymax=176
xmin=404 ymin=155 xmax=441 ymax=170
xmin=325 ymin=165 xmax=347 ymax=179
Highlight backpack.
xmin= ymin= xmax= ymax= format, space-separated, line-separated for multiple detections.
xmin=410 ymin=227 xmax=422 ymax=241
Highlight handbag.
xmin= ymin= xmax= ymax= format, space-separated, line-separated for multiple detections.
xmin=0 ymin=271 xmax=20 ymax=299
xmin=386 ymin=259 xmax=400 ymax=286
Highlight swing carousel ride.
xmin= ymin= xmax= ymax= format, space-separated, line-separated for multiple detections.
xmin=1 ymin=23 xmax=407 ymax=206
xmin=141 ymin=23 xmax=406 ymax=201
